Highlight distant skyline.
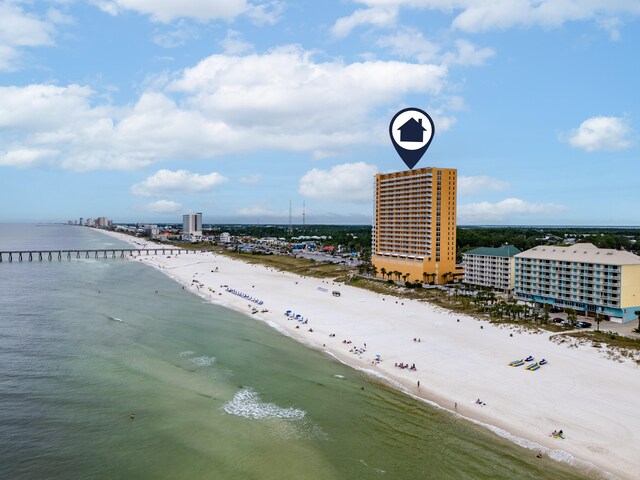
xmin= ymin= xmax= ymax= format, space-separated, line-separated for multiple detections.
xmin=1 ymin=1 xmax=639 ymax=225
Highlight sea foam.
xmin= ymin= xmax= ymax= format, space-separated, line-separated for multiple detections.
xmin=190 ymin=356 xmax=216 ymax=367
xmin=222 ymin=387 xmax=305 ymax=421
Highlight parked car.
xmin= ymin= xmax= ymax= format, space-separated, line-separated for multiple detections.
xmin=575 ymin=321 xmax=592 ymax=328
xmin=552 ymin=317 xmax=564 ymax=323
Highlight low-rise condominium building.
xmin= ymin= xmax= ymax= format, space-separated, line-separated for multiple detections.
xmin=514 ymin=243 xmax=640 ymax=323
xmin=462 ymin=245 xmax=521 ymax=292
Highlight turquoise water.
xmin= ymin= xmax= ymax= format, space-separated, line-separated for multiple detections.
xmin=0 ymin=225 xmax=595 ymax=479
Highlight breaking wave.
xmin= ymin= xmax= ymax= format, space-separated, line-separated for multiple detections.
xmin=190 ymin=356 xmax=215 ymax=367
xmin=222 ymin=387 xmax=305 ymax=420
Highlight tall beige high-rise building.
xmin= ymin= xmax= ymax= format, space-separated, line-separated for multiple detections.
xmin=372 ymin=167 xmax=457 ymax=284
xmin=182 ymin=212 xmax=202 ymax=242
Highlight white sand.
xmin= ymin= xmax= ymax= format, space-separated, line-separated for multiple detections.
xmin=99 ymin=230 xmax=640 ymax=480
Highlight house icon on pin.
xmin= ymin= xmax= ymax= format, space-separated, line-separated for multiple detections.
xmin=398 ymin=117 xmax=426 ymax=142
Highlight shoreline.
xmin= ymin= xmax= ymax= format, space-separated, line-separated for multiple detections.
xmin=97 ymin=230 xmax=639 ymax=480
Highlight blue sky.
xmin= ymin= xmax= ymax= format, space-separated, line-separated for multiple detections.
xmin=0 ymin=0 xmax=638 ymax=225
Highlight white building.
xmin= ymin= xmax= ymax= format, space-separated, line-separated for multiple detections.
xmin=144 ymin=224 xmax=159 ymax=239
xmin=219 ymin=232 xmax=231 ymax=244
xmin=462 ymin=245 xmax=521 ymax=292
xmin=182 ymin=213 xmax=202 ymax=242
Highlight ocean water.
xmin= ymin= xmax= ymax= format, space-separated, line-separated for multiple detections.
xmin=0 ymin=224 xmax=596 ymax=480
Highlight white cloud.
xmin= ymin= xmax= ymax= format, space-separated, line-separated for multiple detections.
xmin=0 ymin=3 xmax=56 ymax=71
xmin=168 ymin=46 xmax=447 ymax=149
xmin=221 ymin=29 xmax=253 ymax=55
xmin=331 ymin=6 xmax=398 ymax=38
xmin=246 ymin=1 xmax=283 ymax=26
xmin=0 ymin=85 xmax=234 ymax=171
xmin=0 ymin=47 xmax=450 ymax=171
xmin=567 ymin=116 xmax=632 ymax=152
xmin=153 ymin=21 xmax=199 ymax=48
xmin=458 ymin=197 xmax=568 ymax=223
xmin=597 ymin=17 xmax=623 ymax=41
xmin=141 ymin=199 xmax=183 ymax=213
xmin=377 ymin=28 xmax=494 ymax=66
xmin=94 ymin=0 xmax=249 ymax=22
xmin=239 ymin=174 xmax=261 ymax=184
xmin=0 ymin=148 xmax=57 ymax=168
xmin=299 ymin=162 xmax=378 ymax=204
xmin=443 ymin=39 xmax=495 ymax=66
xmin=376 ymin=27 xmax=441 ymax=63
xmin=337 ymin=1 xmax=640 ymax=34
xmin=237 ymin=203 xmax=288 ymax=218
xmin=131 ymin=169 xmax=227 ymax=196
xmin=458 ymin=175 xmax=509 ymax=195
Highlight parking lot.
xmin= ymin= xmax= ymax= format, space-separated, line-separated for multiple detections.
xmin=292 ymin=250 xmax=361 ymax=266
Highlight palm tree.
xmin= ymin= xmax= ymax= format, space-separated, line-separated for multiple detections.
xmin=485 ymin=290 xmax=496 ymax=306
xmin=371 ymin=265 xmax=378 ymax=278
xmin=380 ymin=267 xmax=387 ymax=280
xmin=595 ymin=314 xmax=603 ymax=332
xmin=422 ymin=272 xmax=428 ymax=285
xmin=492 ymin=301 xmax=506 ymax=319
xmin=541 ymin=309 xmax=550 ymax=324
xmin=394 ymin=271 xmax=402 ymax=282
xmin=402 ymin=273 xmax=409 ymax=283
xmin=566 ymin=308 xmax=578 ymax=326
xmin=634 ymin=310 xmax=640 ymax=332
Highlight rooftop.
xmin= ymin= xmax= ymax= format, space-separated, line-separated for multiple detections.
xmin=515 ymin=243 xmax=640 ymax=266
xmin=464 ymin=245 xmax=521 ymax=258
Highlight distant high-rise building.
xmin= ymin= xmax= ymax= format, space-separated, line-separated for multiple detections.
xmin=182 ymin=213 xmax=202 ymax=242
xmin=97 ymin=217 xmax=108 ymax=227
xmin=372 ymin=167 xmax=457 ymax=284
xmin=79 ymin=217 xmax=83 ymax=226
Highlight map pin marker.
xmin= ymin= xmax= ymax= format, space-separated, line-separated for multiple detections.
xmin=389 ymin=107 xmax=435 ymax=170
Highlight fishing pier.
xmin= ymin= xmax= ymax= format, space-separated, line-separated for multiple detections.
xmin=0 ymin=248 xmax=195 ymax=263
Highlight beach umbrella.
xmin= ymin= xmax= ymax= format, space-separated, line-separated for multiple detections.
xmin=375 ymin=354 xmax=381 ymax=359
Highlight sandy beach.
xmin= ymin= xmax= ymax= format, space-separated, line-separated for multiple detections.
xmin=100 ymin=230 xmax=639 ymax=480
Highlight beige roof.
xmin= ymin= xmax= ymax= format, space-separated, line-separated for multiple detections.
xmin=515 ymin=243 xmax=640 ymax=266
